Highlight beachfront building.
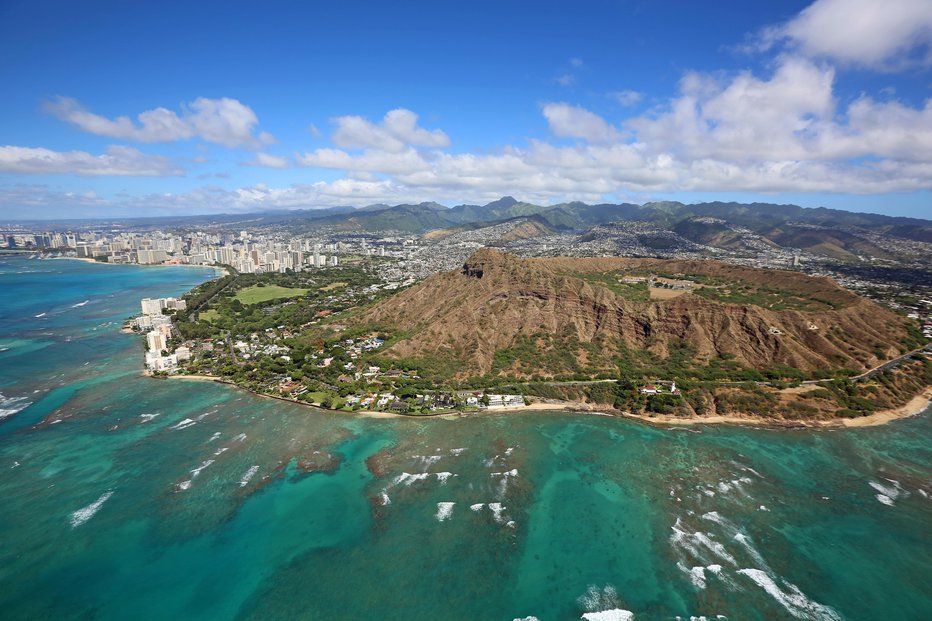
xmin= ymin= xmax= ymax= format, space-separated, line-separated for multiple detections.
xmin=146 ymin=331 xmax=167 ymax=353
xmin=141 ymin=298 xmax=162 ymax=315
xmin=484 ymin=394 xmax=525 ymax=408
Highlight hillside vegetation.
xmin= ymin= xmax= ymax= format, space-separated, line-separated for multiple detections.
xmin=348 ymin=249 xmax=921 ymax=382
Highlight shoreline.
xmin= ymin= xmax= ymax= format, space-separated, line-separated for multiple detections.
xmin=158 ymin=372 xmax=931 ymax=428
xmin=52 ymin=256 xmax=228 ymax=276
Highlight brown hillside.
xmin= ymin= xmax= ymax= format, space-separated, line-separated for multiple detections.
xmin=353 ymin=248 xmax=914 ymax=379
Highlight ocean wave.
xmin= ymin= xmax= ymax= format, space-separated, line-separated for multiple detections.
xmin=435 ymin=472 xmax=455 ymax=484
xmin=170 ymin=418 xmax=196 ymax=430
xmin=139 ymin=413 xmax=160 ymax=422
xmin=670 ymin=518 xmax=738 ymax=567
xmin=470 ymin=503 xmax=485 ymax=512
xmin=208 ymin=432 xmax=222 ymax=442
xmin=190 ymin=459 xmax=215 ymax=478
xmin=449 ymin=447 xmax=466 ymax=456
xmin=71 ymin=300 xmax=89 ymax=308
xmin=240 ymin=465 xmax=259 ymax=487
xmin=378 ymin=491 xmax=391 ymax=505
xmin=389 ymin=472 xmax=431 ymax=487
xmin=0 ymin=392 xmax=31 ymax=420
xmin=412 ymin=454 xmax=442 ymax=469
xmin=578 ymin=585 xmax=631 ymax=620
xmin=436 ymin=502 xmax=455 ymax=521
xmin=737 ymin=568 xmax=842 ymax=621
xmin=734 ymin=533 xmax=770 ymax=571
xmin=869 ymin=479 xmax=906 ymax=506
xmin=488 ymin=502 xmax=507 ymax=523
xmin=581 ymin=610 xmax=634 ymax=621
xmin=70 ymin=490 xmax=113 ymax=528
xmin=689 ymin=566 xmax=706 ymax=590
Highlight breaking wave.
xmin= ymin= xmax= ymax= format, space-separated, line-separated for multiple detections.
xmin=70 ymin=490 xmax=113 ymax=528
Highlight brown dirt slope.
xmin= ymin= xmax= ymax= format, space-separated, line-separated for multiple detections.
xmin=353 ymin=248 xmax=914 ymax=379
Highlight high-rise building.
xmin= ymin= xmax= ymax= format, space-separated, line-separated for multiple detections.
xmin=146 ymin=331 xmax=167 ymax=352
xmin=140 ymin=298 xmax=162 ymax=315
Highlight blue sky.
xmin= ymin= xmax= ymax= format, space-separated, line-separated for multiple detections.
xmin=1 ymin=0 xmax=931 ymax=219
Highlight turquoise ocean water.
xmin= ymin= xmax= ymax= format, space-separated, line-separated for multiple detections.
xmin=0 ymin=255 xmax=929 ymax=620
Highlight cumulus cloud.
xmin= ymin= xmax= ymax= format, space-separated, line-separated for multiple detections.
xmin=330 ymin=108 xmax=450 ymax=153
xmin=288 ymin=56 xmax=932 ymax=199
xmin=629 ymin=57 xmax=838 ymax=162
xmin=756 ymin=0 xmax=932 ymax=69
xmin=251 ymin=152 xmax=290 ymax=169
xmin=0 ymin=145 xmax=182 ymax=176
xmin=44 ymin=96 xmax=272 ymax=148
xmin=542 ymin=103 xmax=624 ymax=143
xmin=297 ymin=147 xmax=430 ymax=175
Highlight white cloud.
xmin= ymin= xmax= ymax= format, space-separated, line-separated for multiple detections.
xmin=542 ymin=103 xmax=624 ymax=143
xmin=630 ymin=57 xmax=838 ymax=162
xmin=291 ymin=61 xmax=932 ymax=198
xmin=330 ymin=108 xmax=450 ymax=153
xmin=758 ymin=0 xmax=932 ymax=69
xmin=555 ymin=73 xmax=576 ymax=87
xmin=610 ymin=90 xmax=643 ymax=107
xmin=0 ymin=145 xmax=182 ymax=176
xmin=13 ymin=46 xmax=932 ymax=215
xmin=44 ymin=96 xmax=272 ymax=148
xmin=252 ymin=153 xmax=290 ymax=169
xmin=297 ymin=147 xmax=430 ymax=175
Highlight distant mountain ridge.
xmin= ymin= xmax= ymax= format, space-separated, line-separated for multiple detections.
xmin=291 ymin=196 xmax=931 ymax=242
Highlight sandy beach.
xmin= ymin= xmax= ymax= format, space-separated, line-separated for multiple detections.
xmin=159 ymin=372 xmax=931 ymax=428
xmin=52 ymin=256 xmax=229 ymax=276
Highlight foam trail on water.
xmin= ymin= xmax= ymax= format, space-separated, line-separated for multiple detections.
xmin=390 ymin=472 xmax=430 ymax=487
xmin=190 ymin=459 xmax=215 ymax=478
xmin=70 ymin=491 xmax=113 ymax=528
xmin=240 ymin=465 xmax=259 ymax=487
xmin=737 ymin=569 xmax=842 ymax=621
xmin=581 ymin=610 xmax=634 ymax=621
xmin=0 ymin=392 xmax=31 ymax=420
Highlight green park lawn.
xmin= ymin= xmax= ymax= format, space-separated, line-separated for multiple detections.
xmin=234 ymin=285 xmax=309 ymax=304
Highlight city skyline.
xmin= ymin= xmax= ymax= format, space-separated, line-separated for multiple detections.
xmin=2 ymin=0 xmax=932 ymax=219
